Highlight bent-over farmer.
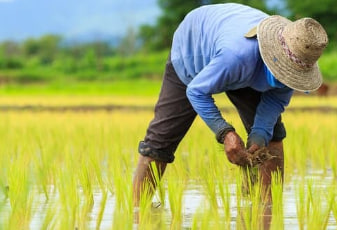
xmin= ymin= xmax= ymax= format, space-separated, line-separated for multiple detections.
xmin=133 ymin=3 xmax=328 ymax=206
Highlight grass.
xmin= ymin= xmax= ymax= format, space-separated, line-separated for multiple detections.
xmin=0 ymin=96 xmax=336 ymax=229
xmin=0 ymin=79 xmax=162 ymax=96
xmin=1 ymin=48 xmax=337 ymax=84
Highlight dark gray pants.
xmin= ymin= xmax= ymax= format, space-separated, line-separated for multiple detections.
xmin=138 ymin=58 xmax=286 ymax=163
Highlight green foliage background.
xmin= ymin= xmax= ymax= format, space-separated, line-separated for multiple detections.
xmin=0 ymin=0 xmax=337 ymax=93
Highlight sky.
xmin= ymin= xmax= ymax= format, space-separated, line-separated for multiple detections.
xmin=0 ymin=0 xmax=160 ymax=41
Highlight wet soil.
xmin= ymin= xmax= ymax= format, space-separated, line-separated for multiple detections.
xmin=0 ymin=104 xmax=337 ymax=113
xmin=245 ymin=147 xmax=276 ymax=167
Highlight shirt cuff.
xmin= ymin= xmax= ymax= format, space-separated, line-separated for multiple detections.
xmin=247 ymin=133 xmax=266 ymax=148
xmin=216 ymin=124 xmax=235 ymax=144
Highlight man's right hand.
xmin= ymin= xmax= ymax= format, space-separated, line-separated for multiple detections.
xmin=224 ymin=131 xmax=251 ymax=166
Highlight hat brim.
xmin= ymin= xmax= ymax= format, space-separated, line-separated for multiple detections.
xmin=257 ymin=15 xmax=322 ymax=92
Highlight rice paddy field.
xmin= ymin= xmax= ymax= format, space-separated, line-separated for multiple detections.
xmin=0 ymin=94 xmax=336 ymax=230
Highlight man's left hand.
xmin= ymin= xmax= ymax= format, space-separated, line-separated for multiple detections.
xmin=247 ymin=143 xmax=260 ymax=154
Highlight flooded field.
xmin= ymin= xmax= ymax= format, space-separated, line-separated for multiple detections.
xmin=0 ymin=172 xmax=335 ymax=230
xmin=0 ymin=96 xmax=336 ymax=229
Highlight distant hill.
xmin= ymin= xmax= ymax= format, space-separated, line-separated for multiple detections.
xmin=62 ymin=31 xmax=122 ymax=47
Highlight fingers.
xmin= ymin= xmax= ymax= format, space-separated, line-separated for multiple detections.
xmin=226 ymin=150 xmax=252 ymax=166
xmin=223 ymin=132 xmax=249 ymax=166
xmin=247 ymin=143 xmax=260 ymax=154
xmin=223 ymin=131 xmax=261 ymax=167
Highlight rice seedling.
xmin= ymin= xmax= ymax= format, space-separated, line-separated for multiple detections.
xmin=95 ymin=187 xmax=108 ymax=230
xmin=191 ymin=205 xmax=224 ymax=230
xmin=295 ymin=179 xmax=306 ymax=230
xmin=55 ymin=154 xmax=80 ymax=229
xmin=306 ymin=179 xmax=334 ymax=230
xmin=295 ymin=178 xmax=336 ymax=230
xmin=78 ymin=165 xmax=95 ymax=229
xmin=137 ymin=181 xmax=162 ymax=230
xmin=0 ymin=95 xmax=336 ymax=229
xmin=269 ymin=172 xmax=284 ymax=230
xmin=328 ymin=182 xmax=337 ymax=224
xmin=200 ymin=154 xmax=219 ymax=210
xmin=6 ymin=153 xmax=34 ymax=230
xmin=240 ymin=177 xmax=266 ymax=230
xmin=217 ymin=179 xmax=232 ymax=229
xmin=166 ymin=163 xmax=187 ymax=228
xmin=110 ymin=151 xmax=133 ymax=230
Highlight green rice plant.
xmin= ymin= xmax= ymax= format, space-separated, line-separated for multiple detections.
xmin=111 ymin=182 xmax=133 ymax=230
xmin=191 ymin=206 xmax=225 ymax=230
xmin=110 ymin=151 xmax=133 ymax=230
xmin=284 ymin=125 xmax=309 ymax=177
xmin=137 ymin=181 xmax=162 ymax=230
xmin=331 ymin=162 xmax=337 ymax=179
xmin=283 ymin=112 xmax=337 ymax=178
xmin=95 ymin=187 xmax=108 ymax=230
xmin=6 ymin=153 xmax=34 ymax=230
xmin=295 ymin=179 xmax=307 ymax=230
xmin=270 ymin=172 xmax=284 ymax=230
xmin=249 ymin=182 xmax=266 ymax=230
xmin=149 ymin=161 xmax=166 ymax=207
xmin=328 ymin=181 xmax=337 ymax=224
xmin=296 ymin=178 xmax=335 ymax=230
xmin=55 ymin=152 xmax=80 ymax=229
xmin=0 ymin=121 xmax=10 ymax=202
xmin=200 ymin=154 xmax=219 ymax=210
xmin=33 ymin=150 xmax=51 ymax=201
xmin=28 ymin=125 xmax=58 ymax=202
xmin=235 ymin=168 xmax=244 ymax=229
xmin=217 ymin=179 xmax=231 ymax=229
xmin=40 ymin=201 xmax=57 ymax=230
xmin=167 ymin=163 xmax=187 ymax=229
xmin=78 ymin=164 xmax=95 ymax=229
xmin=236 ymin=169 xmax=266 ymax=230
xmin=89 ymin=151 xmax=106 ymax=192
xmin=306 ymin=180 xmax=334 ymax=230
xmin=1 ymin=97 xmax=337 ymax=229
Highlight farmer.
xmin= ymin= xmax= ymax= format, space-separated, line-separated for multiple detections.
xmin=133 ymin=3 xmax=328 ymax=206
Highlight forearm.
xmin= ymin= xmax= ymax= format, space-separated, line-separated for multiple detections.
xmin=186 ymin=89 xmax=235 ymax=143
xmin=250 ymin=88 xmax=293 ymax=146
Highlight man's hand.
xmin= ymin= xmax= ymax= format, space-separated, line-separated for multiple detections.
xmin=224 ymin=131 xmax=252 ymax=166
xmin=247 ymin=143 xmax=260 ymax=154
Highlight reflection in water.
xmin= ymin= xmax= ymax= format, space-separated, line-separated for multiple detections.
xmin=0 ymin=171 xmax=335 ymax=229
xmin=133 ymin=172 xmax=336 ymax=230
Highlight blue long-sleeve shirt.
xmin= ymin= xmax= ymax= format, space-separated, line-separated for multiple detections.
xmin=170 ymin=3 xmax=293 ymax=145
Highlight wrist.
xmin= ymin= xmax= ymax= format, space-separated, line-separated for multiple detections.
xmin=216 ymin=125 xmax=235 ymax=144
xmin=247 ymin=133 xmax=266 ymax=148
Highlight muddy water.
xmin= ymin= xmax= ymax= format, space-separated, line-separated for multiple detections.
xmin=0 ymin=170 xmax=335 ymax=229
xmin=94 ymin=170 xmax=336 ymax=229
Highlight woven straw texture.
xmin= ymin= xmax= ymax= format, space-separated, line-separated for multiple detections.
xmin=257 ymin=15 xmax=328 ymax=92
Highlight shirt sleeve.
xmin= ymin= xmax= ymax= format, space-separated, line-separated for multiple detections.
xmin=249 ymin=87 xmax=293 ymax=145
xmin=186 ymin=51 xmax=244 ymax=139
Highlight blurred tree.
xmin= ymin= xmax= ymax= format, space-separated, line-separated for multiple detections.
xmin=285 ymin=0 xmax=337 ymax=46
xmin=23 ymin=38 xmax=40 ymax=56
xmin=0 ymin=41 xmax=23 ymax=69
xmin=39 ymin=35 xmax=62 ymax=65
xmin=118 ymin=27 xmax=139 ymax=56
xmin=0 ymin=41 xmax=21 ymax=57
xmin=23 ymin=35 xmax=62 ymax=65
xmin=81 ymin=48 xmax=96 ymax=70
xmin=138 ymin=0 xmax=270 ymax=51
xmin=55 ymin=41 xmax=114 ymax=73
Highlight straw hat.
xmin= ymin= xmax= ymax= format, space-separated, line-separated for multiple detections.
xmin=256 ymin=16 xmax=328 ymax=92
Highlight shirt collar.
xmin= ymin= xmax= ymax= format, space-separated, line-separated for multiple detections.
xmin=263 ymin=64 xmax=286 ymax=88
